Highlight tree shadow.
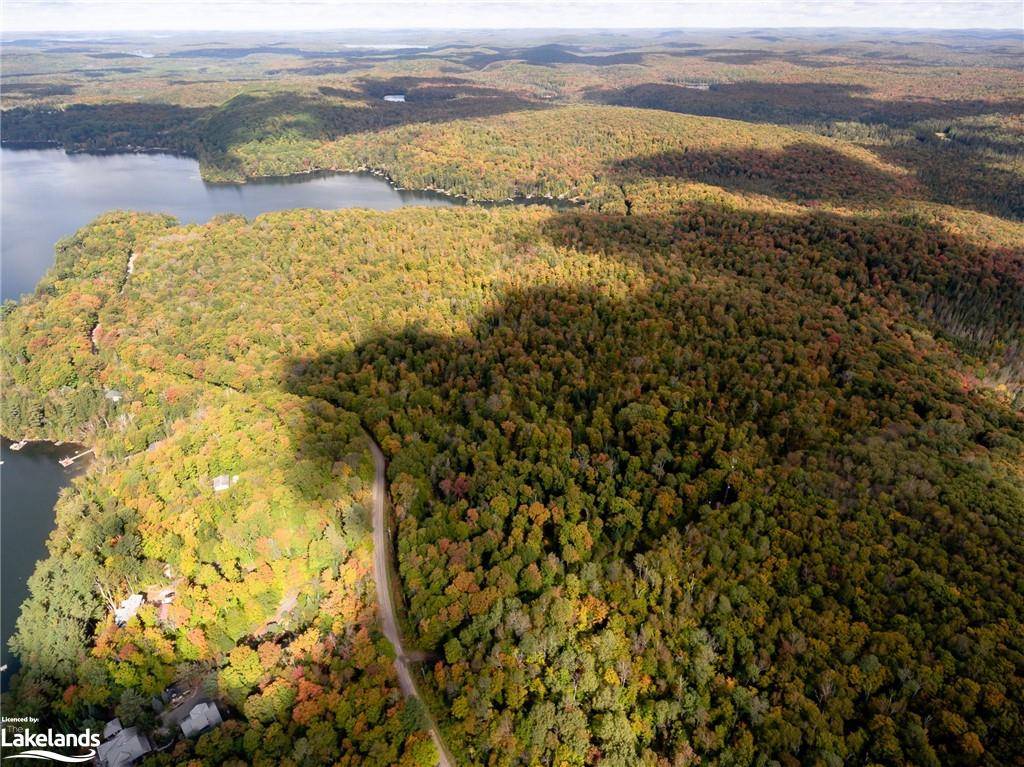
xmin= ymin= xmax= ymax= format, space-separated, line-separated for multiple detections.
xmin=1 ymin=82 xmax=78 ymax=98
xmin=588 ymin=81 xmax=1024 ymax=219
xmin=280 ymin=203 xmax=1023 ymax=764
xmin=271 ymin=61 xmax=370 ymax=76
xmin=192 ymin=85 xmax=546 ymax=179
xmin=544 ymin=206 xmax=1023 ymax=381
xmin=663 ymin=47 xmax=835 ymax=68
xmin=588 ymin=81 xmax=1024 ymax=129
xmin=1 ymin=102 xmax=208 ymax=155
xmin=354 ymin=75 xmax=527 ymax=102
xmin=876 ymin=139 xmax=1024 ymax=221
xmin=2 ymin=79 xmax=547 ymax=181
xmin=609 ymin=141 xmax=913 ymax=203
xmin=164 ymin=43 xmax=450 ymax=62
xmin=459 ymin=43 xmax=645 ymax=69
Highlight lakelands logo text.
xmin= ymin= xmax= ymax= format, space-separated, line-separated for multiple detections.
xmin=0 ymin=724 xmax=99 ymax=763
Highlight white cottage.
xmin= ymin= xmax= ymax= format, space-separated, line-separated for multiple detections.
xmin=114 ymin=594 xmax=144 ymax=626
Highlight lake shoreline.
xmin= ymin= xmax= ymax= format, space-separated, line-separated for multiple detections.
xmin=0 ymin=144 xmax=569 ymax=693
xmin=0 ymin=434 xmax=90 ymax=455
xmin=0 ymin=144 xmax=464 ymax=690
xmin=1 ymin=437 xmax=91 ymax=691
xmin=1 ymin=140 xmax=582 ymax=207
xmin=1 ymin=146 xmax=463 ymax=301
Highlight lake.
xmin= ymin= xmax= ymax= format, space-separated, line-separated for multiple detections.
xmin=1 ymin=146 xmax=459 ymax=302
xmin=0 ymin=146 xmax=459 ymax=689
xmin=0 ymin=439 xmax=89 ymax=686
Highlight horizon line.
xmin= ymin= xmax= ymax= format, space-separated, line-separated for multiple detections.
xmin=5 ymin=25 xmax=1023 ymax=33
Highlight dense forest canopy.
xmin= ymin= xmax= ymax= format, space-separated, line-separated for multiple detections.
xmin=3 ymin=27 xmax=1021 ymax=216
xmin=1 ymin=27 xmax=1023 ymax=767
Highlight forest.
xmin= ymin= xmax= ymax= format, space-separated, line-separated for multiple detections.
xmin=3 ymin=28 xmax=1021 ymax=216
xmin=1 ymin=27 xmax=1022 ymax=767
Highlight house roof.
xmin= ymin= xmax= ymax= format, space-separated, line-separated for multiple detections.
xmin=97 ymin=726 xmax=152 ymax=767
xmin=180 ymin=701 xmax=223 ymax=738
xmin=114 ymin=594 xmax=144 ymax=626
xmin=103 ymin=718 xmax=123 ymax=739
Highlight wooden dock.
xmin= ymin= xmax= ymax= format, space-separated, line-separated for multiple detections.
xmin=59 ymin=448 xmax=93 ymax=467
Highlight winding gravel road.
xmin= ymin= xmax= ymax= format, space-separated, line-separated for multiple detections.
xmin=366 ymin=433 xmax=455 ymax=767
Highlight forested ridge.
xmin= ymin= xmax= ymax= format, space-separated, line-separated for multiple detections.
xmin=3 ymin=187 xmax=1022 ymax=765
xmin=1 ymin=213 xmax=440 ymax=766
xmin=6 ymin=98 xmax=1019 ymax=225
xmin=3 ymin=28 xmax=1020 ymax=220
xmin=2 ymin=28 xmax=1023 ymax=767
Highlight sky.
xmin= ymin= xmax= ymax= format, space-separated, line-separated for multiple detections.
xmin=3 ymin=0 xmax=1022 ymax=32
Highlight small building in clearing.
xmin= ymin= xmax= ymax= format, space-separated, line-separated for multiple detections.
xmin=114 ymin=594 xmax=144 ymax=626
xmin=97 ymin=722 xmax=153 ymax=767
xmin=103 ymin=718 xmax=124 ymax=740
xmin=383 ymin=94 xmax=406 ymax=102
xmin=180 ymin=701 xmax=223 ymax=738
xmin=213 ymin=474 xmax=239 ymax=492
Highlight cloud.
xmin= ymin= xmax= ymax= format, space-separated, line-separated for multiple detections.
xmin=3 ymin=0 xmax=1022 ymax=32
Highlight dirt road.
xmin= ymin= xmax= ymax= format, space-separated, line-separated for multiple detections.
xmin=366 ymin=433 xmax=455 ymax=767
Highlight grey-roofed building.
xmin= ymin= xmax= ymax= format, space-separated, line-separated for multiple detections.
xmin=96 ymin=726 xmax=152 ymax=767
xmin=180 ymin=701 xmax=223 ymax=738
xmin=102 ymin=718 xmax=123 ymax=740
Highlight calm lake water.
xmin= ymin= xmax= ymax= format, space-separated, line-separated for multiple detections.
xmin=1 ymin=439 xmax=88 ymax=686
xmin=1 ymin=146 xmax=459 ymax=689
xmin=1 ymin=146 xmax=458 ymax=302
